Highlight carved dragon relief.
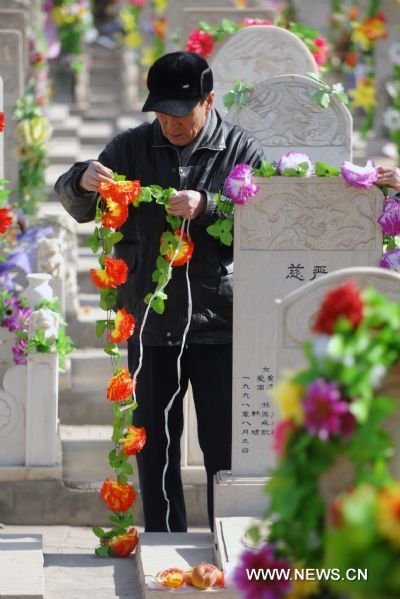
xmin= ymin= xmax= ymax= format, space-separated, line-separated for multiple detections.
xmin=239 ymin=184 xmax=380 ymax=251
xmin=235 ymin=83 xmax=347 ymax=147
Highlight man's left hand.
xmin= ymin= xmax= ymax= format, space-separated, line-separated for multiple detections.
xmin=166 ymin=190 xmax=206 ymax=220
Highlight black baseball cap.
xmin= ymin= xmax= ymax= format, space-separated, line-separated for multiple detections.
xmin=142 ymin=51 xmax=213 ymax=117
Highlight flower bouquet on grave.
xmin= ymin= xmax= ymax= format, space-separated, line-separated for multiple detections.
xmin=233 ymin=281 xmax=400 ymax=599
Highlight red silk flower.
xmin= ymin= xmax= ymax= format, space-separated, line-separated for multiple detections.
xmin=102 ymin=197 xmax=129 ymax=228
xmin=162 ymin=230 xmax=194 ymax=266
xmin=98 ymin=180 xmax=141 ymax=205
xmin=90 ymin=256 xmax=128 ymax=289
xmin=108 ymin=308 xmax=136 ymax=343
xmin=0 ymin=112 xmax=5 ymax=133
xmin=312 ymin=281 xmax=363 ymax=335
xmin=0 ymin=208 xmax=13 ymax=234
xmin=185 ymin=29 xmax=214 ymax=57
xmin=108 ymin=528 xmax=139 ymax=557
xmin=107 ymin=367 xmax=136 ymax=402
xmin=101 ymin=477 xmax=136 ymax=512
xmin=119 ymin=426 xmax=146 ymax=456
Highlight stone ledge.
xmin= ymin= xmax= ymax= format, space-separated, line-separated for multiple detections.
xmin=0 ymin=533 xmax=44 ymax=598
xmin=0 ymin=464 xmax=62 ymax=482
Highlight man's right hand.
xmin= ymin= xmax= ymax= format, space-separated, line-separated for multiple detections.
xmin=79 ymin=161 xmax=114 ymax=192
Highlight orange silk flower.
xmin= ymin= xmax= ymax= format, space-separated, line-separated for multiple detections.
xmin=162 ymin=230 xmax=195 ymax=266
xmin=119 ymin=426 xmax=146 ymax=456
xmin=108 ymin=527 xmax=139 ymax=557
xmin=98 ymin=180 xmax=141 ymax=205
xmin=102 ymin=197 xmax=129 ymax=229
xmin=108 ymin=308 xmax=136 ymax=343
xmin=107 ymin=367 xmax=135 ymax=402
xmin=90 ymin=256 xmax=128 ymax=289
xmin=101 ymin=477 xmax=136 ymax=512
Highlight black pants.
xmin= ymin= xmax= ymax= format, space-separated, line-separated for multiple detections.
xmin=128 ymin=342 xmax=232 ymax=532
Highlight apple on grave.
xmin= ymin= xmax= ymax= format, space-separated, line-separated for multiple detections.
xmin=189 ymin=563 xmax=223 ymax=589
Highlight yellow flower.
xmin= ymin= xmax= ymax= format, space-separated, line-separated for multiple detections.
xmin=120 ymin=8 xmax=137 ymax=31
xmin=270 ymin=375 xmax=304 ymax=424
xmin=348 ymin=78 xmax=376 ymax=111
xmin=376 ymin=484 xmax=400 ymax=548
xmin=125 ymin=31 xmax=142 ymax=49
xmin=153 ymin=0 xmax=168 ymax=14
xmin=140 ymin=47 xmax=158 ymax=67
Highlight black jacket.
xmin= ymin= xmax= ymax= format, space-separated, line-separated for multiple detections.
xmin=55 ymin=109 xmax=265 ymax=345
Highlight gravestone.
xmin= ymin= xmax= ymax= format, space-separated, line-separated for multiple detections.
xmin=0 ymin=75 xmax=3 ymax=180
xmin=226 ymin=74 xmax=352 ymax=165
xmin=214 ymin=177 xmax=384 ymax=513
xmin=166 ymin=0 xmax=264 ymax=51
xmin=180 ymin=7 xmax=275 ymax=50
xmin=0 ymin=29 xmax=23 ymax=192
xmin=211 ymin=25 xmax=318 ymax=114
xmin=0 ymin=9 xmax=29 ymax=76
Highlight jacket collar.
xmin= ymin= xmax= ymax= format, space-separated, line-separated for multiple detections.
xmin=151 ymin=108 xmax=226 ymax=152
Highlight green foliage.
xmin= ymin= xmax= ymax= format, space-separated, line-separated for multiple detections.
xmin=198 ymin=18 xmax=241 ymax=41
xmin=307 ymin=72 xmax=349 ymax=108
xmin=223 ymin=80 xmax=254 ymax=110
xmin=252 ymin=161 xmax=278 ymax=177
xmin=281 ymin=162 xmax=310 ymax=177
xmin=207 ymin=218 xmax=233 ymax=246
xmin=314 ymin=162 xmax=341 ymax=177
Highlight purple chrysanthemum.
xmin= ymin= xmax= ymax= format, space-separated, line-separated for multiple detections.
xmin=377 ymin=196 xmax=400 ymax=236
xmin=303 ymin=378 xmax=350 ymax=441
xmin=3 ymin=299 xmax=31 ymax=332
xmin=12 ymin=337 xmax=27 ymax=365
xmin=340 ymin=160 xmax=378 ymax=189
xmin=225 ymin=164 xmax=259 ymax=205
xmin=380 ymin=248 xmax=400 ymax=271
xmin=233 ymin=545 xmax=292 ymax=599
xmin=277 ymin=151 xmax=313 ymax=176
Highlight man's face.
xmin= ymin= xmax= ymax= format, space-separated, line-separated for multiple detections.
xmin=156 ymin=91 xmax=215 ymax=146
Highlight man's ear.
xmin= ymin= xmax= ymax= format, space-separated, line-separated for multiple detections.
xmin=205 ymin=91 xmax=215 ymax=113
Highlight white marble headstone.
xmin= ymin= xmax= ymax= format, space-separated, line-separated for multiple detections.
xmin=231 ymin=177 xmax=384 ymax=477
xmin=0 ymin=10 xmax=28 ymax=76
xmin=0 ymin=29 xmax=24 ymax=192
xmin=211 ymin=25 xmax=319 ymax=114
xmin=226 ymin=74 xmax=352 ymax=165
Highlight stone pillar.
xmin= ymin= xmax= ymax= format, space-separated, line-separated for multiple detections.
xmin=25 ymin=352 xmax=59 ymax=466
xmin=0 ymin=9 xmax=29 ymax=77
xmin=0 ymin=29 xmax=23 ymax=191
xmin=0 ymin=364 xmax=27 ymax=466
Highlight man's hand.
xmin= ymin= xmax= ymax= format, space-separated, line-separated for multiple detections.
xmin=376 ymin=166 xmax=400 ymax=192
xmin=166 ymin=190 xmax=206 ymax=220
xmin=79 ymin=161 xmax=114 ymax=192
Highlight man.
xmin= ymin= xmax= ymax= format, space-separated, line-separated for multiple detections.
xmin=55 ymin=51 xmax=265 ymax=532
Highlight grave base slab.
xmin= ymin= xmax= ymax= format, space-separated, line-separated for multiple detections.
xmin=0 ymin=534 xmax=44 ymax=598
xmin=214 ymin=471 xmax=269 ymax=519
xmin=214 ymin=517 xmax=262 ymax=570
xmin=137 ymin=532 xmax=240 ymax=599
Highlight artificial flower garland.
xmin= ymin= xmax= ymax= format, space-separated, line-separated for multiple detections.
xmin=235 ymin=281 xmax=400 ymax=599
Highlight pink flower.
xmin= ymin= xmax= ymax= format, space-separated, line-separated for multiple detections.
xmin=128 ymin=0 xmax=145 ymax=6
xmin=185 ymin=29 xmax=214 ymax=58
xmin=242 ymin=18 xmax=273 ymax=26
xmin=233 ymin=545 xmax=292 ymax=599
xmin=340 ymin=160 xmax=378 ymax=189
xmin=303 ymin=379 xmax=350 ymax=441
xmin=312 ymin=37 xmax=329 ymax=67
xmin=377 ymin=197 xmax=400 ymax=236
xmin=225 ymin=164 xmax=259 ymax=205
xmin=277 ymin=151 xmax=313 ymax=176
xmin=380 ymin=248 xmax=400 ymax=271
xmin=273 ymin=419 xmax=296 ymax=456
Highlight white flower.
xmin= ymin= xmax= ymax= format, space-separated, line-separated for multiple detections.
xmin=383 ymin=108 xmax=400 ymax=132
xmin=370 ymin=364 xmax=386 ymax=389
xmin=28 ymin=308 xmax=61 ymax=344
xmin=388 ymin=41 xmax=400 ymax=67
xmin=385 ymin=80 xmax=400 ymax=99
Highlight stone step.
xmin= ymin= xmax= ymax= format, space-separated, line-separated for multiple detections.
xmin=61 ymin=424 xmax=115 ymax=484
xmin=79 ymin=121 xmax=115 ymax=145
xmin=69 ymin=347 xmax=128 ymax=391
xmin=47 ymin=138 xmax=80 ymax=164
xmin=0 ymin=534 xmax=45 ymax=598
xmin=45 ymin=164 xmax=72 ymax=189
xmin=45 ymin=103 xmax=71 ymax=124
xmin=51 ymin=115 xmax=82 ymax=138
xmin=67 ymin=313 xmax=108 ymax=349
xmin=59 ymin=387 xmax=115 ymax=425
xmin=78 ymin=143 xmax=106 ymax=162
xmin=77 ymin=253 xmax=99 ymax=294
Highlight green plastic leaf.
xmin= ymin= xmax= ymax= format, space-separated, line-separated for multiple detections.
xmin=104 ymin=342 xmax=120 ymax=357
xmin=113 ymin=173 xmax=126 ymax=182
xmin=120 ymin=461 xmax=134 ymax=475
xmin=95 ymin=546 xmax=109 ymax=557
xmin=117 ymin=474 xmax=128 ymax=485
xmin=220 ymin=231 xmax=233 ymax=246
xmin=85 ymin=227 xmax=100 ymax=253
xmin=99 ymin=288 xmax=118 ymax=311
xmin=252 ymin=160 xmax=277 ymax=177
xmin=314 ymin=162 xmax=341 ymax=177
xmin=151 ymin=296 xmax=166 ymax=315
xmin=92 ymin=527 xmax=107 ymax=538
xmin=96 ymin=320 xmax=108 ymax=338
xmin=137 ymin=187 xmax=152 ymax=203
xmin=165 ymin=214 xmax=182 ymax=230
